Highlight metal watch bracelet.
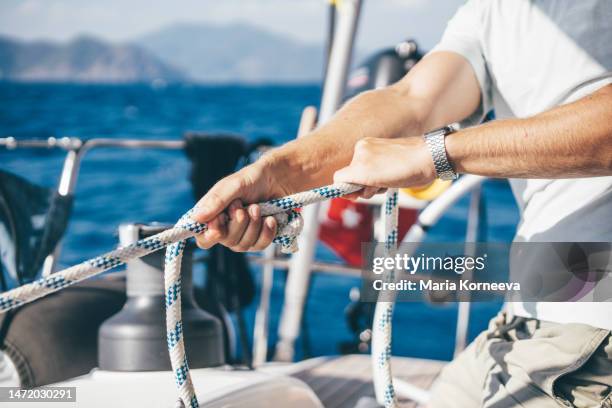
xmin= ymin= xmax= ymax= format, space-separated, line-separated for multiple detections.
xmin=423 ymin=125 xmax=458 ymax=181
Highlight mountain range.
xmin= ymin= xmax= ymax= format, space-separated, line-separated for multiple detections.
xmin=0 ymin=35 xmax=184 ymax=83
xmin=136 ymin=22 xmax=324 ymax=83
xmin=0 ymin=23 xmax=326 ymax=84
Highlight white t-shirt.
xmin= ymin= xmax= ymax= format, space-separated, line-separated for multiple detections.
xmin=431 ymin=0 xmax=612 ymax=330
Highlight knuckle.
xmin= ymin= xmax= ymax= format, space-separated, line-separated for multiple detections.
xmin=268 ymin=224 xmax=277 ymax=237
xmin=225 ymin=237 xmax=241 ymax=247
xmin=233 ymin=209 xmax=248 ymax=225
xmin=355 ymin=139 xmax=368 ymax=150
xmin=205 ymin=176 xmax=244 ymax=210
xmin=195 ymin=238 xmax=211 ymax=250
xmin=235 ymin=217 xmax=248 ymax=230
xmin=227 ymin=176 xmax=244 ymax=193
xmin=207 ymin=190 xmax=224 ymax=209
xmin=220 ymin=232 xmax=239 ymax=247
xmin=215 ymin=227 xmax=227 ymax=240
xmin=359 ymin=137 xmax=375 ymax=147
xmin=241 ymin=167 xmax=260 ymax=187
xmin=355 ymin=139 xmax=374 ymax=157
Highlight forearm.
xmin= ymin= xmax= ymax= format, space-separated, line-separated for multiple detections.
xmin=257 ymin=52 xmax=481 ymax=194
xmin=447 ymin=85 xmax=612 ymax=178
xmin=267 ymin=86 xmax=429 ymax=192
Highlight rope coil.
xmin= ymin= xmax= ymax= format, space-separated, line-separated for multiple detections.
xmin=0 ymin=182 xmax=398 ymax=408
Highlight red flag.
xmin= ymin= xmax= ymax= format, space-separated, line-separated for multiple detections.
xmin=318 ymin=198 xmax=418 ymax=266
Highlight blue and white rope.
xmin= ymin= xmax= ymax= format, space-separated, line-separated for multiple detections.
xmin=0 ymin=181 xmax=410 ymax=408
xmin=372 ymin=189 xmax=399 ymax=407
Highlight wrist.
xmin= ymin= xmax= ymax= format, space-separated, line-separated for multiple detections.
xmin=257 ymin=140 xmax=313 ymax=195
xmin=443 ymin=131 xmax=465 ymax=175
xmin=423 ymin=125 xmax=459 ymax=180
xmin=263 ymin=135 xmax=344 ymax=190
xmin=403 ymin=137 xmax=438 ymax=185
xmin=416 ymin=138 xmax=438 ymax=182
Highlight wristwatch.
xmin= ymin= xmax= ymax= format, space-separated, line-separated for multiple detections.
xmin=423 ymin=125 xmax=458 ymax=181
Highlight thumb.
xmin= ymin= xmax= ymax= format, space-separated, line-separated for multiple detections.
xmin=193 ymin=176 xmax=242 ymax=223
xmin=334 ymin=165 xmax=373 ymax=188
xmin=333 ymin=166 xmax=350 ymax=184
xmin=333 ymin=165 xmax=360 ymax=184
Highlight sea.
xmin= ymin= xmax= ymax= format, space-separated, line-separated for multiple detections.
xmin=0 ymin=82 xmax=520 ymax=361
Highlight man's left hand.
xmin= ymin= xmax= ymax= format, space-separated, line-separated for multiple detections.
xmin=333 ymin=137 xmax=437 ymax=199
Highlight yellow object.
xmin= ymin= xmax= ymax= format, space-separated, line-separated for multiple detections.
xmin=401 ymin=179 xmax=452 ymax=201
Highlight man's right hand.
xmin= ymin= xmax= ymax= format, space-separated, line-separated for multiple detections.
xmin=192 ymin=158 xmax=289 ymax=252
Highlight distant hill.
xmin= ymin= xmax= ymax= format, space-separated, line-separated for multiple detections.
xmin=0 ymin=23 xmax=330 ymax=84
xmin=0 ymin=35 xmax=185 ymax=83
xmin=137 ymin=22 xmax=324 ymax=83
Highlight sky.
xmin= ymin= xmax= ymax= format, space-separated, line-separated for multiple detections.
xmin=0 ymin=0 xmax=465 ymax=52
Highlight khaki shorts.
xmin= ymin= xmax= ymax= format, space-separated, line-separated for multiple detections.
xmin=428 ymin=312 xmax=612 ymax=408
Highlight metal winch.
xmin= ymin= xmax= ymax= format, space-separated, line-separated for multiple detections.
xmin=98 ymin=223 xmax=225 ymax=371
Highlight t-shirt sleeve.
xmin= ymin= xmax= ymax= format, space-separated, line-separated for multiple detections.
xmin=429 ymin=0 xmax=492 ymax=126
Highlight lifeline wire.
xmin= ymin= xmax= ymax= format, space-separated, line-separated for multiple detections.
xmin=0 ymin=182 xmax=400 ymax=408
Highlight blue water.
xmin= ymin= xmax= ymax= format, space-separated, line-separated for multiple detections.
xmin=0 ymin=82 xmax=520 ymax=361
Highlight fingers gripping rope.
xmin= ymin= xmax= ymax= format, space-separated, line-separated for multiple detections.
xmin=0 ymin=183 xmax=361 ymax=313
xmin=0 ymin=182 xmax=409 ymax=408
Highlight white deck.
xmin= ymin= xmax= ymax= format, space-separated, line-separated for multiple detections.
xmin=288 ymin=355 xmax=445 ymax=408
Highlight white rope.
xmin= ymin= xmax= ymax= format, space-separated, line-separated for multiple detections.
xmin=0 ymin=181 xmax=400 ymax=407
xmin=372 ymin=189 xmax=399 ymax=407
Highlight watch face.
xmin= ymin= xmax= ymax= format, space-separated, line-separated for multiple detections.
xmin=440 ymin=125 xmax=456 ymax=135
xmin=427 ymin=125 xmax=455 ymax=138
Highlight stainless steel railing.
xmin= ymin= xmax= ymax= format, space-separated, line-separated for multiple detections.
xmin=1 ymin=136 xmax=185 ymax=274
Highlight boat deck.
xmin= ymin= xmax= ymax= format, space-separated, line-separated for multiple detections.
xmin=290 ymin=354 xmax=445 ymax=408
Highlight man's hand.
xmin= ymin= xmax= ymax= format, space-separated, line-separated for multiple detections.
xmin=333 ymin=137 xmax=437 ymax=199
xmin=192 ymin=158 xmax=291 ymax=252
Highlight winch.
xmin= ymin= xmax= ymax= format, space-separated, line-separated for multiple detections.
xmin=98 ymin=223 xmax=225 ymax=371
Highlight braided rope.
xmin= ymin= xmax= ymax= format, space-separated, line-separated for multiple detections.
xmin=372 ymin=189 xmax=399 ymax=407
xmin=1 ymin=181 xmax=405 ymax=407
